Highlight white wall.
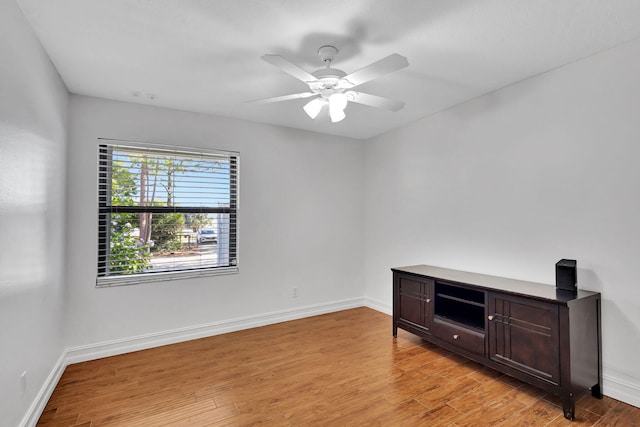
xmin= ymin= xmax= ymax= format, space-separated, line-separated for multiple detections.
xmin=65 ymin=95 xmax=365 ymax=350
xmin=0 ymin=0 xmax=69 ymax=426
xmin=364 ymin=38 xmax=640 ymax=405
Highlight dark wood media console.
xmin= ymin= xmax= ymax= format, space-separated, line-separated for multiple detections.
xmin=392 ymin=264 xmax=602 ymax=420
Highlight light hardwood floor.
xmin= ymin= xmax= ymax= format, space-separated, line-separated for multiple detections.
xmin=38 ymin=307 xmax=638 ymax=426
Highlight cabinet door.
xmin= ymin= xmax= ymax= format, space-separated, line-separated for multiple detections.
xmin=488 ymin=293 xmax=560 ymax=385
xmin=398 ymin=275 xmax=433 ymax=332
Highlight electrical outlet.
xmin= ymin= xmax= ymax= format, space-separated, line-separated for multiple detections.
xmin=20 ymin=371 xmax=27 ymax=396
xmin=292 ymin=287 xmax=298 ymax=298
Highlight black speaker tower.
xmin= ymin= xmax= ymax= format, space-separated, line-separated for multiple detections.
xmin=556 ymin=259 xmax=577 ymax=293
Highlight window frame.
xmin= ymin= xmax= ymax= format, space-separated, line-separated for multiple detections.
xmin=96 ymin=139 xmax=239 ymax=287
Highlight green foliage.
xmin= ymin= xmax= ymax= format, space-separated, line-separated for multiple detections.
xmin=150 ymin=213 xmax=185 ymax=253
xmin=110 ymin=160 xmax=140 ymax=231
xmin=111 ymin=160 xmax=137 ymax=206
xmin=109 ymin=219 xmax=151 ymax=274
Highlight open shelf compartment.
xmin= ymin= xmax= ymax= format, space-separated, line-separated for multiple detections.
xmin=434 ymin=281 xmax=486 ymax=330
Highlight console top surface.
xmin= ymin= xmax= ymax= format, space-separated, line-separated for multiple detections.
xmin=392 ymin=264 xmax=599 ymax=303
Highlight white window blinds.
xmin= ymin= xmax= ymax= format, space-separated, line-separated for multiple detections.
xmin=97 ymin=140 xmax=239 ymax=286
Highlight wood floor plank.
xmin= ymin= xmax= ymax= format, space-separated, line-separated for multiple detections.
xmin=414 ymin=375 xmax=484 ymax=408
xmin=494 ymin=399 xmax=563 ymax=427
xmin=545 ymin=407 xmax=602 ymax=426
xmin=37 ymin=307 xmax=638 ymax=426
xmin=594 ymin=402 xmax=640 ymax=426
xmin=416 ymin=403 xmax=465 ymax=427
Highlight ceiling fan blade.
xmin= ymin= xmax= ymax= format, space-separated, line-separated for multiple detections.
xmin=349 ymin=92 xmax=405 ymax=112
xmin=252 ymin=92 xmax=317 ymax=104
xmin=342 ymin=54 xmax=409 ymax=87
xmin=261 ymin=54 xmax=319 ymax=83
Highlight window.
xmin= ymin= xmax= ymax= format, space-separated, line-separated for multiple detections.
xmin=97 ymin=139 xmax=238 ymax=286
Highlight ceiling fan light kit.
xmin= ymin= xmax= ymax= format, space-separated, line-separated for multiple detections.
xmin=328 ymin=92 xmax=348 ymax=122
xmin=257 ymin=45 xmax=408 ymax=123
xmin=303 ymin=97 xmax=324 ymax=119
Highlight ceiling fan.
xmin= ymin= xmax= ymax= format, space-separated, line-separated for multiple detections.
xmin=255 ymin=45 xmax=409 ymax=123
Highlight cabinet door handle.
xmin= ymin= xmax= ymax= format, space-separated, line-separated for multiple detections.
xmin=425 ymin=298 xmax=431 ymax=303
xmin=488 ymin=315 xmax=494 ymax=321
xmin=453 ymin=334 xmax=459 ymax=340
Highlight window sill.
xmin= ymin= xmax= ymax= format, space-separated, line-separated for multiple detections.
xmin=96 ymin=266 xmax=239 ymax=287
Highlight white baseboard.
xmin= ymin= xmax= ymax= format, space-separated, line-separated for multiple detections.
xmin=364 ymin=296 xmax=392 ymax=315
xmin=603 ymin=365 xmax=640 ymax=408
xmin=19 ymin=352 xmax=67 ymax=427
xmin=65 ymin=297 xmax=365 ymax=364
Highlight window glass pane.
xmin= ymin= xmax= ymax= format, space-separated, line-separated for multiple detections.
xmin=99 ymin=213 xmax=234 ymax=276
xmin=107 ymin=148 xmax=232 ymax=208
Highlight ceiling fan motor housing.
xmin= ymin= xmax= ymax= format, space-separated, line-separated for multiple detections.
xmin=309 ymin=68 xmax=353 ymax=97
xmin=308 ymin=45 xmax=355 ymax=97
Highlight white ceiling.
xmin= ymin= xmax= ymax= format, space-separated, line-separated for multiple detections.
xmin=16 ymin=0 xmax=640 ymax=140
